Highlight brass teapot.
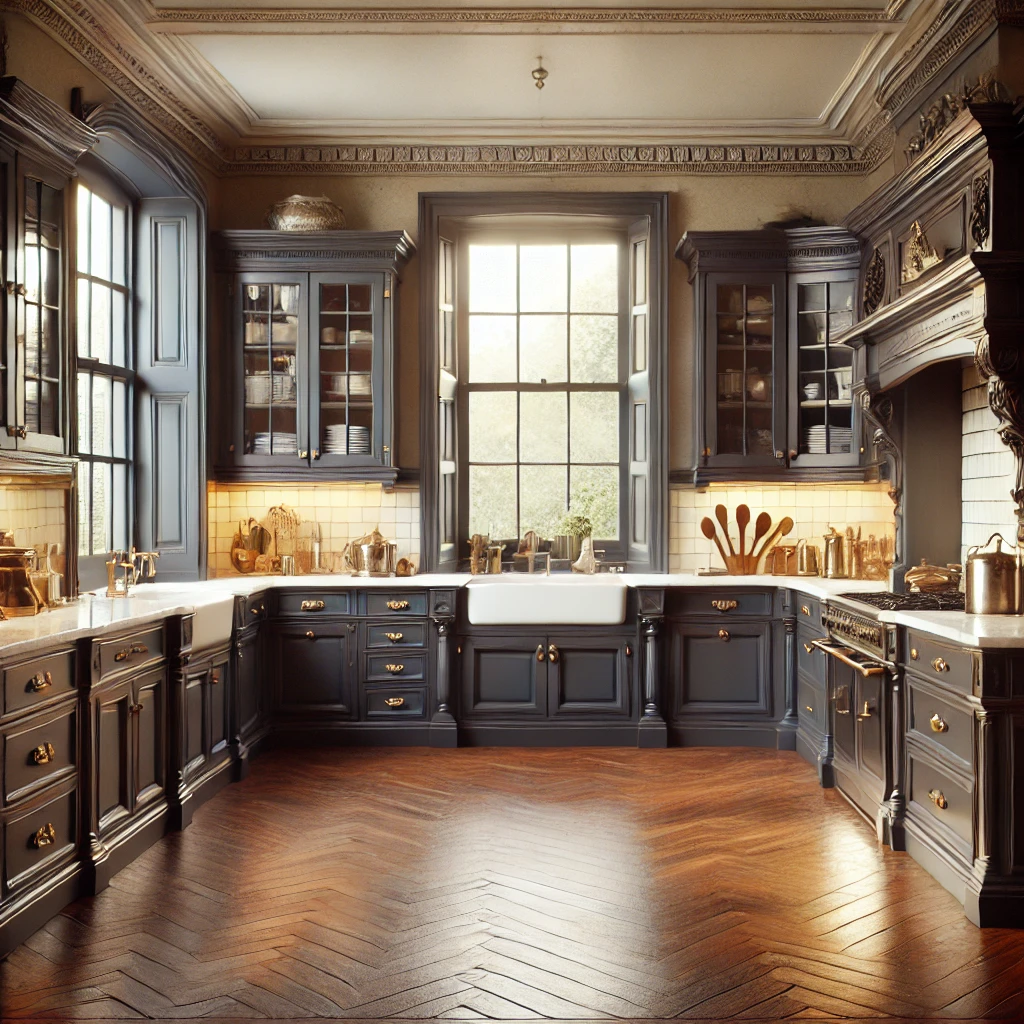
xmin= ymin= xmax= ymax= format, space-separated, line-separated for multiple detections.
xmin=345 ymin=526 xmax=397 ymax=576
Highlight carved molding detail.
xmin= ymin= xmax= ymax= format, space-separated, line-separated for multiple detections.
xmin=971 ymin=172 xmax=991 ymax=247
xmin=900 ymin=220 xmax=942 ymax=284
xmin=905 ymin=72 xmax=1013 ymax=163
xmin=863 ymin=248 xmax=886 ymax=315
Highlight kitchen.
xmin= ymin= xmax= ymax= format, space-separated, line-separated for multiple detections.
xmin=1 ymin=0 xmax=1024 ymax=1018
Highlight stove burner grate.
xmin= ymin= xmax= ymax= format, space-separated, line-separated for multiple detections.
xmin=838 ymin=591 xmax=965 ymax=612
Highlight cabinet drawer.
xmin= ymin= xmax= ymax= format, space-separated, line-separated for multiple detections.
xmin=905 ymin=632 xmax=974 ymax=695
xmin=95 ymin=626 xmax=164 ymax=681
xmin=3 ymin=704 xmax=77 ymax=804
xmin=797 ymin=678 xmax=825 ymax=733
xmin=908 ymin=749 xmax=973 ymax=850
xmin=365 ymin=621 xmax=428 ymax=649
xmin=908 ymin=680 xmax=973 ymax=766
xmin=237 ymin=592 xmax=268 ymax=626
xmin=3 ymin=650 xmax=75 ymax=719
xmin=364 ymin=592 xmax=428 ymax=617
xmin=277 ymin=591 xmax=350 ymax=616
xmin=365 ymin=687 xmax=427 ymax=719
xmin=4 ymin=784 xmax=78 ymax=894
xmin=797 ymin=628 xmax=827 ymax=684
xmin=794 ymin=595 xmax=821 ymax=625
xmin=670 ymin=589 xmax=773 ymax=618
xmin=365 ymin=654 xmax=426 ymax=683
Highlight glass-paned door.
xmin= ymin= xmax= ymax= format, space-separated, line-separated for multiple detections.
xmin=706 ymin=274 xmax=785 ymax=467
xmin=310 ymin=273 xmax=384 ymax=467
xmin=18 ymin=166 xmax=65 ymax=453
xmin=238 ymin=273 xmax=306 ymax=466
xmin=0 ymin=146 xmax=12 ymax=450
xmin=790 ymin=275 xmax=857 ymax=466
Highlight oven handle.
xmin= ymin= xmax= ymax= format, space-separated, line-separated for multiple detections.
xmin=809 ymin=638 xmax=886 ymax=677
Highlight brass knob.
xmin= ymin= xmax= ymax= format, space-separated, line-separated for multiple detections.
xmin=789 ymin=449 xmax=797 ymax=459
xmin=857 ymin=700 xmax=874 ymax=720
xmin=932 ymin=657 xmax=949 ymax=673
xmin=114 ymin=648 xmax=131 ymax=662
xmin=930 ymin=713 xmax=948 ymax=733
xmin=387 ymin=600 xmax=410 ymax=611
xmin=299 ymin=449 xmax=308 ymax=459
xmin=548 ymin=644 xmax=559 ymax=664
xmin=800 ymin=605 xmax=810 ymax=617
xmin=305 ymin=630 xmax=315 ymax=639
xmin=312 ymin=449 xmax=320 ymax=460
xmin=211 ymin=670 xmax=220 ymax=685
xmin=625 ymin=644 xmax=632 ymax=657
xmin=928 ymin=788 xmax=948 ymax=810
xmin=775 ymin=450 xmax=785 ymax=460
xmin=718 ymin=629 xmax=730 ymax=641
xmin=27 ymin=672 xmax=52 ymax=692
xmin=129 ymin=702 xmax=143 ymax=714
xmin=910 ymin=648 xmax=919 ymax=660
xmin=536 ymin=645 xmax=545 ymax=662
xmin=301 ymin=599 xmax=325 ymax=612
xmin=385 ymin=632 xmax=404 ymax=643
xmin=31 ymin=742 xmax=56 ymax=765
xmin=711 ymin=599 xmax=737 ymax=612
xmin=385 ymin=664 xmax=404 ymax=674
xmin=251 ymin=607 xmax=260 ymax=615
xmin=384 ymin=696 xmax=405 ymax=708
xmin=31 ymin=823 xmax=56 ymax=848
xmin=803 ymin=642 xmax=813 ymax=654
xmin=805 ymin=705 xmax=814 ymax=713
xmin=130 ymin=643 xmax=148 ymax=655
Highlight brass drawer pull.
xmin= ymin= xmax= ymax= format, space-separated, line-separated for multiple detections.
xmin=805 ymin=705 xmax=814 ymax=713
xmin=930 ymin=713 xmax=948 ymax=733
xmin=301 ymin=599 xmax=325 ymax=612
xmin=31 ymin=742 xmax=56 ymax=765
xmin=856 ymin=700 xmax=874 ymax=720
xmin=385 ymin=632 xmax=404 ymax=643
xmin=536 ymin=645 xmax=545 ymax=662
xmin=928 ymin=788 xmax=948 ymax=810
xmin=305 ymin=630 xmax=316 ymax=640
xmin=803 ymin=642 xmax=813 ymax=654
xmin=718 ymin=629 xmax=730 ymax=641
xmin=385 ymin=664 xmax=404 ymax=674
xmin=712 ymin=599 xmax=737 ymax=612
xmin=548 ymin=644 xmax=559 ymax=664
xmin=910 ymin=648 xmax=919 ymax=660
xmin=801 ymin=605 xmax=810 ymax=617
xmin=386 ymin=600 xmax=410 ymax=611
xmin=211 ymin=670 xmax=221 ymax=685
xmin=31 ymin=823 xmax=56 ymax=849
xmin=932 ymin=657 xmax=949 ymax=673
xmin=129 ymin=702 xmax=143 ymax=715
xmin=130 ymin=643 xmax=149 ymax=655
xmin=27 ymin=672 xmax=53 ymax=692
xmin=384 ymin=696 xmax=405 ymax=708
xmin=114 ymin=648 xmax=131 ymax=663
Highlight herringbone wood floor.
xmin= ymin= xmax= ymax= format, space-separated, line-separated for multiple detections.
xmin=2 ymin=747 xmax=1023 ymax=1023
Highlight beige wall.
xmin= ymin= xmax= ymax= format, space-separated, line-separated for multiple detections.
xmin=211 ymin=172 xmax=871 ymax=472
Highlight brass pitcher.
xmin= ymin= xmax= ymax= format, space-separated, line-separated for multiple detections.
xmin=823 ymin=526 xmax=847 ymax=579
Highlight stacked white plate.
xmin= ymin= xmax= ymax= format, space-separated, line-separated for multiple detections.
xmin=324 ymin=424 xmax=370 ymax=455
xmin=251 ymin=431 xmax=297 ymax=455
xmin=804 ymin=425 xmax=852 ymax=454
xmin=349 ymin=373 xmax=371 ymax=396
xmin=244 ymin=374 xmax=271 ymax=405
xmin=271 ymin=373 xmax=296 ymax=402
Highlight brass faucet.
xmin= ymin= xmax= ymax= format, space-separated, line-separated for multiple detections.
xmin=105 ymin=548 xmax=159 ymax=597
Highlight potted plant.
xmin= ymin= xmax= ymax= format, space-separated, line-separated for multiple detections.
xmin=552 ymin=512 xmax=592 ymax=562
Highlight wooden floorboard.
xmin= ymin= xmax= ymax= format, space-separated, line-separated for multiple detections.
xmin=2 ymin=746 xmax=1023 ymax=1021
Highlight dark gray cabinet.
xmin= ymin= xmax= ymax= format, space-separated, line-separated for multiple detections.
xmin=794 ymin=596 xmax=831 ymax=783
xmin=271 ymin=620 xmax=356 ymax=717
xmin=213 ymin=231 xmax=414 ymax=484
xmin=460 ymin=634 xmax=547 ymax=717
xmin=232 ymin=593 xmax=268 ymax=773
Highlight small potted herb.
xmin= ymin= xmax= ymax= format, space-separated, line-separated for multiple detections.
xmin=553 ymin=513 xmax=592 ymax=562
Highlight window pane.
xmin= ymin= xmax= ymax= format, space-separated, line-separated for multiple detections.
xmin=571 ymin=245 xmax=618 ymax=313
xmin=77 ymin=461 xmax=90 ymax=556
xmin=92 ymin=461 xmax=111 ymax=556
xmin=111 ymin=289 xmax=127 ymax=367
xmin=469 ymin=245 xmax=516 ymax=313
xmin=520 ymin=315 xmax=567 ymax=382
xmin=90 ymin=192 xmax=111 ymax=281
xmin=77 ymin=277 xmax=90 ymax=358
xmin=92 ymin=374 xmax=112 ymax=456
xmin=520 ymin=464 xmax=566 ymax=537
xmin=76 ymin=372 xmax=91 ymax=454
xmin=77 ymin=184 xmax=91 ymax=274
xmin=111 ymin=204 xmax=126 ymax=287
xmin=571 ymin=465 xmax=619 ymax=539
xmin=520 ymin=245 xmax=566 ymax=312
xmin=112 ymin=462 xmax=128 ymax=550
xmin=112 ymin=379 xmax=128 ymax=459
xmin=571 ymin=315 xmax=618 ymax=383
xmin=571 ymin=391 xmax=619 ymax=463
xmin=90 ymin=282 xmax=111 ymax=362
xmin=468 ymin=391 xmax=516 ymax=462
xmin=520 ymin=392 xmax=567 ymax=463
xmin=468 ymin=315 xmax=517 ymax=382
xmin=469 ymin=464 xmax=517 ymax=537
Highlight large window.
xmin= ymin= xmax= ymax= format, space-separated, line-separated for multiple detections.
xmin=75 ymin=181 xmax=132 ymax=564
xmin=462 ymin=236 xmax=623 ymax=542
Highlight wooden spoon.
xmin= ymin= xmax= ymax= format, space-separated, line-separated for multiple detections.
xmin=749 ymin=511 xmax=772 ymax=569
xmin=715 ymin=504 xmax=735 ymax=556
xmin=736 ymin=504 xmax=750 ymax=559
xmin=755 ymin=516 xmax=795 ymax=562
xmin=701 ymin=517 xmax=730 ymax=567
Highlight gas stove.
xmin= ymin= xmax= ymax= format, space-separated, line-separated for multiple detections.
xmin=837 ymin=590 xmax=965 ymax=613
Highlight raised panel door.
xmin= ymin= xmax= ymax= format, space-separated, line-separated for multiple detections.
xmin=459 ymin=635 xmax=546 ymax=717
xmin=547 ymin=635 xmax=630 ymax=717
xmin=208 ymin=653 xmax=231 ymax=763
xmin=93 ymin=680 xmax=131 ymax=835
xmin=234 ymin=629 xmax=262 ymax=742
xmin=183 ymin=669 xmax=204 ymax=775
xmin=132 ymin=668 xmax=166 ymax=811
xmin=272 ymin=621 xmax=355 ymax=716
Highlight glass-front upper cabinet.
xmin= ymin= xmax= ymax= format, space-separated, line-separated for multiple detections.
xmin=216 ymin=231 xmax=413 ymax=482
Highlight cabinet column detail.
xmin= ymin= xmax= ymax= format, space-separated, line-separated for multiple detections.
xmin=637 ymin=588 xmax=667 ymax=747
xmin=886 ymin=666 xmax=906 ymax=850
xmin=430 ymin=590 xmax=458 ymax=747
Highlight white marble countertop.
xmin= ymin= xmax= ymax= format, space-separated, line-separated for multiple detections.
xmin=876 ymin=609 xmax=1024 ymax=649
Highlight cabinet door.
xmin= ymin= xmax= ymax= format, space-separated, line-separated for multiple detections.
xmin=15 ymin=158 xmax=66 ymax=454
xmin=208 ymin=652 xmax=231 ymax=763
xmin=702 ymin=273 xmax=787 ymax=472
xmin=831 ymin=660 xmax=857 ymax=769
xmin=669 ymin=620 xmax=772 ymax=718
xmin=788 ymin=272 xmax=859 ymax=468
xmin=547 ymin=635 xmax=630 ymax=717
xmin=234 ymin=628 xmax=262 ymax=742
xmin=233 ymin=272 xmax=309 ymax=470
xmin=182 ymin=666 xmax=205 ymax=777
xmin=132 ymin=668 xmax=166 ymax=812
xmin=272 ymin=621 xmax=355 ymax=716
xmin=855 ymin=670 xmax=887 ymax=791
xmin=93 ymin=680 xmax=132 ymax=836
xmin=459 ymin=634 xmax=547 ymax=717
xmin=0 ymin=142 xmax=15 ymax=450
xmin=309 ymin=273 xmax=389 ymax=472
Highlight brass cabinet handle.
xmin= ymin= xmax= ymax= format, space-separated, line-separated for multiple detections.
xmin=299 ymin=449 xmax=308 ymax=459
xmin=385 ymin=664 xmax=404 ymax=674
xmin=27 ymin=672 xmax=53 ymax=692
xmin=536 ymin=644 xmax=545 ymax=662
xmin=625 ymin=644 xmax=632 ymax=657
xmin=32 ymin=742 xmax=56 ymax=765
xmin=312 ymin=449 xmax=320 ymax=460
xmin=251 ymin=606 xmax=260 ymax=615
xmin=801 ymin=605 xmax=810 ymax=617
xmin=7 ymin=424 xmax=27 ymax=439
xmin=384 ymin=696 xmax=405 ymax=708
xmin=130 ymin=643 xmax=148 ymax=655
xmin=387 ymin=600 xmax=410 ymax=611
xmin=775 ymin=450 xmax=785 ymax=460
xmin=718 ymin=629 xmax=730 ymax=641
xmin=385 ymin=632 xmax=404 ymax=643
xmin=928 ymin=788 xmax=948 ymax=810
xmin=211 ymin=670 xmax=220 ymax=685
xmin=301 ymin=599 xmax=325 ymax=612
xmin=803 ymin=642 xmax=813 ymax=654
xmin=129 ymin=702 xmax=143 ymax=714
xmin=930 ymin=713 xmax=948 ymax=733
xmin=932 ymin=657 xmax=949 ymax=673
xmin=910 ymin=648 xmax=919 ymax=660
xmin=805 ymin=705 xmax=814 ymax=713
xmin=712 ymin=599 xmax=737 ymax=612
xmin=856 ymin=700 xmax=874 ymax=720
xmin=114 ymin=648 xmax=131 ymax=663
xmin=548 ymin=644 xmax=559 ymax=664
xmin=31 ymin=823 xmax=56 ymax=849
xmin=305 ymin=630 xmax=316 ymax=639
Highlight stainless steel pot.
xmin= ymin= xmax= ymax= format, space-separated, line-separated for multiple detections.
xmin=823 ymin=527 xmax=847 ymax=579
xmin=965 ymin=533 xmax=1021 ymax=615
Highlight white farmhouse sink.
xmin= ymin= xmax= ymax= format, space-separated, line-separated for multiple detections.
xmin=189 ymin=595 xmax=237 ymax=651
xmin=466 ymin=574 xmax=627 ymax=626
